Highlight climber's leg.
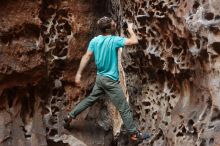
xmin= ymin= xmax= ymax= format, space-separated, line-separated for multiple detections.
xmin=100 ymin=76 xmax=137 ymax=133
xmin=64 ymin=76 xmax=104 ymax=128
xmin=69 ymin=77 xmax=104 ymax=118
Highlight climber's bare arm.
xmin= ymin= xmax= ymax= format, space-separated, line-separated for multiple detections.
xmin=124 ymin=23 xmax=138 ymax=46
xmin=75 ymin=51 xmax=93 ymax=84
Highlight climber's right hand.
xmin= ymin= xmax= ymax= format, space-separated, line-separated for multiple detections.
xmin=75 ymin=73 xmax=82 ymax=86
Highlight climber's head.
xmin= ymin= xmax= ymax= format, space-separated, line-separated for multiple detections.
xmin=97 ymin=16 xmax=116 ymax=34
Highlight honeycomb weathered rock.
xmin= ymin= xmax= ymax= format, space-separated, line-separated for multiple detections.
xmin=1 ymin=0 xmax=220 ymax=146
xmin=115 ymin=0 xmax=220 ymax=145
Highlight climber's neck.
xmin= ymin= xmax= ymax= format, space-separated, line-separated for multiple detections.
xmin=102 ymin=33 xmax=112 ymax=36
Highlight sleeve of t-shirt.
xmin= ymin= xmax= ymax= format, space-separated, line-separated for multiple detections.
xmin=87 ymin=38 xmax=95 ymax=52
xmin=114 ymin=36 xmax=126 ymax=49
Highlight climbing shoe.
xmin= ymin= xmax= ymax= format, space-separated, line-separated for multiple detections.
xmin=130 ymin=131 xmax=150 ymax=143
xmin=63 ymin=114 xmax=72 ymax=129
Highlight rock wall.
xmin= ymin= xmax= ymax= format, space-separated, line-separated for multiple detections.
xmin=0 ymin=0 xmax=115 ymax=146
xmin=117 ymin=0 xmax=220 ymax=146
xmin=0 ymin=0 xmax=220 ymax=146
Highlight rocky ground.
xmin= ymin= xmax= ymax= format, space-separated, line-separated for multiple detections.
xmin=0 ymin=0 xmax=220 ymax=146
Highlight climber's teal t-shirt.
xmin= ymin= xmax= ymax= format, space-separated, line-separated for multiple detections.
xmin=88 ymin=35 xmax=126 ymax=81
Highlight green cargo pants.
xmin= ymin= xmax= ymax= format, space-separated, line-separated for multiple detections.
xmin=69 ymin=75 xmax=137 ymax=133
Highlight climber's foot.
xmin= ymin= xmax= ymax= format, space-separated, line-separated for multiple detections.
xmin=130 ymin=131 xmax=151 ymax=144
xmin=63 ymin=114 xmax=72 ymax=129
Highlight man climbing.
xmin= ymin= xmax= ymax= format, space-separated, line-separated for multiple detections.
xmin=64 ymin=16 xmax=150 ymax=143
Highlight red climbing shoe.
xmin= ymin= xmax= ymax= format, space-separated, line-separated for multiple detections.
xmin=130 ymin=131 xmax=151 ymax=143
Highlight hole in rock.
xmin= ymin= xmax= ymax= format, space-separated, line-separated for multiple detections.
xmin=172 ymin=33 xmax=181 ymax=46
xmin=199 ymin=49 xmax=209 ymax=61
xmin=176 ymin=132 xmax=184 ymax=137
xmin=52 ymin=106 xmax=59 ymax=113
xmin=166 ymin=111 xmax=171 ymax=116
xmin=204 ymin=12 xmax=214 ymax=20
xmin=138 ymin=8 xmax=146 ymax=15
xmin=45 ymin=37 xmax=50 ymax=44
xmin=173 ymin=127 xmax=177 ymax=133
xmin=166 ymin=39 xmax=172 ymax=48
xmin=209 ymin=26 xmax=219 ymax=34
xmin=1 ymin=35 xmax=10 ymax=43
xmin=193 ymin=1 xmax=200 ymax=10
xmin=195 ymin=39 xmax=200 ymax=48
xmin=209 ymin=138 xmax=214 ymax=145
xmin=145 ymin=109 xmax=150 ymax=114
xmin=142 ymin=101 xmax=151 ymax=106
xmin=138 ymin=27 xmax=146 ymax=34
xmin=211 ymin=42 xmax=220 ymax=54
xmin=192 ymin=127 xmax=198 ymax=136
xmin=162 ymin=121 xmax=168 ymax=126
xmin=47 ymin=139 xmax=70 ymax=146
xmin=188 ymin=119 xmax=194 ymax=127
xmin=199 ymin=139 xmax=206 ymax=146
xmin=211 ymin=107 xmax=220 ymax=122
xmin=181 ymin=126 xmax=186 ymax=133
xmin=167 ymin=57 xmax=175 ymax=70
xmin=215 ymin=15 xmax=220 ymax=20
xmin=7 ymin=88 xmax=17 ymax=108
xmin=49 ymin=129 xmax=58 ymax=137
xmin=150 ymin=55 xmax=165 ymax=68
xmin=137 ymin=15 xmax=149 ymax=26
xmin=53 ymin=60 xmax=66 ymax=70
xmin=142 ymin=77 xmax=147 ymax=84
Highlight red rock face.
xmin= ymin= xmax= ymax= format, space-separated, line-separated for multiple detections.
xmin=0 ymin=0 xmax=113 ymax=146
xmin=1 ymin=0 xmax=220 ymax=146
xmin=0 ymin=0 xmax=45 ymax=89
